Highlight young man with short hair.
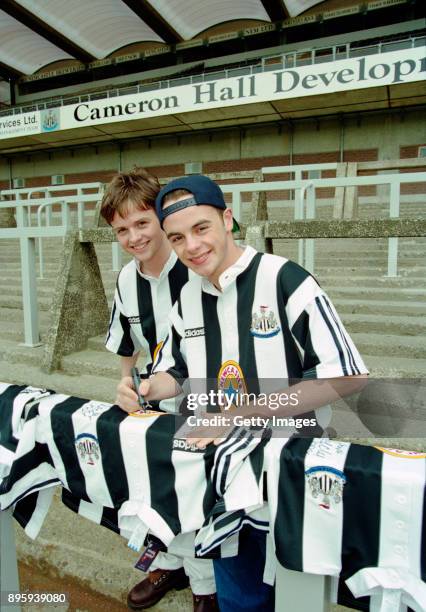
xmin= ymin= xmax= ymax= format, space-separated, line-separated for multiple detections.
xmin=101 ymin=168 xmax=218 ymax=612
xmin=116 ymin=174 xmax=368 ymax=612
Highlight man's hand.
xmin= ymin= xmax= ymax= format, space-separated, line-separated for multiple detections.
xmin=115 ymin=377 xmax=151 ymax=413
xmin=115 ymin=372 xmax=179 ymax=413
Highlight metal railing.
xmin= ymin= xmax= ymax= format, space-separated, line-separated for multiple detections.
xmin=221 ymin=171 xmax=426 ymax=276
xmin=0 ymin=183 xmax=105 ymax=346
xmin=1 ymin=172 xmax=425 ymax=349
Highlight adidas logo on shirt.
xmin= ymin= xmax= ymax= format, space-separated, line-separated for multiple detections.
xmin=184 ymin=327 xmax=205 ymax=338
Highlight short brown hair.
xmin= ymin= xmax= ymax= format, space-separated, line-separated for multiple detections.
xmin=100 ymin=167 xmax=160 ymax=224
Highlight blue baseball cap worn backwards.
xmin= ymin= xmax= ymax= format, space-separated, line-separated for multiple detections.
xmin=155 ymin=174 xmax=240 ymax=232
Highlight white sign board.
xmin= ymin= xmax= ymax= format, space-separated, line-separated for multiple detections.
xmin=1 ymin=47 xmax=424 ymax=141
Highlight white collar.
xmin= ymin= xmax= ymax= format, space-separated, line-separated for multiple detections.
xmin=134 ymin=249 xmax=177 ymax=281
xmin=201 ymin=246 xmax=258 ymax=295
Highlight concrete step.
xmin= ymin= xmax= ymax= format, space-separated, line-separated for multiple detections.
xmin=342 ymin=313 xmax=426 ymax=335
xmin=364 ymin=354 xmax=426 ymax=378
xmin=315 ymin=265 xmax=426 ymax=276
xmin=0 ymin=354 xmax=117 ymax=403
xmin=326 ymin=286 xmax=426 ymax=301
xmin=2 ymin=262 xmax=66 ymax=271
xmin=0 ymin=307 xmax=50 ymax=324
xmin=87 ymin=334 xmax=108 ymax=351
xmin=61 ymin=348 xmax=121 ymax=378
xmin=0 ymin=284 xmax=55 ymax=298
xmin=352 ymin=332 xmax=426 ymax=359
xmin=0 ymin=338 xmax=47 ymax=368
xmin=334 ymin=298 xmax=426 ymax=316
xmin=315 ymin=258 xmax=426 ymax=267
xmin=0 ymin=320 xmax=48 ymax=342
xmin=319 ymin=275 xmax=425 ymax=288
xmin=0 ymin=294 xmax=51 ymax=311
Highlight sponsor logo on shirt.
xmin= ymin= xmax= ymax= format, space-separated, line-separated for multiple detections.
xmin=75 ymin=433 xmax=100 ymax=466
xmin=217 ymin=360 xmax=247 ymax=408
xmin=184 ymin=327 xmax=205 ymax=338
xmin=250 ymin=305 xmax=280 ymax=338
xmin=305 ymin=466 xmax=346 ymax=510
xmin=128 ymin=316 xmax=141 ymax=324
xmin=173 ymin=438 xmax=205 ymax=453
xmin=375 ymin=447 xmax=426 ymax=459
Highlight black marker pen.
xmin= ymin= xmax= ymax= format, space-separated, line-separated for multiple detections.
xmin=131 ymin=367 xmax=145 ymax=412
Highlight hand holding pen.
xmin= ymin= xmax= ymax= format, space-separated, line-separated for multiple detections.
xmin=131 ymin=367 xmax=147 ymax=412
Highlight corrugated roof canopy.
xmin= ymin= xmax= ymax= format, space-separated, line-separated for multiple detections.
xmin=0 ymin=0 xmax=325 ymax=75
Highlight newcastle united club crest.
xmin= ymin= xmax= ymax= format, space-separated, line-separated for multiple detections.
xmin=217 ymin=360 xmax=247 ymax=407
xmin=250 ymin=305 xmax=280 ymax=338
xmin=75 ymin=433 xmax=100 ymax=466
xmin=305 ymin=466 xmax=346 ymax=510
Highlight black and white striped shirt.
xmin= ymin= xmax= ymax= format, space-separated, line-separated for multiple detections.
xmin=106 ymin=251 xmax=191 ymax=412
xmin=266 ymin=437 xmax=426 ymax=611
xmin=0 ymin=385 xmax=265 ymax=552
xmin=154 ymin=246 xmax=368 ymax=393
xmin=106 ymin=251 xmax=190 ymax=369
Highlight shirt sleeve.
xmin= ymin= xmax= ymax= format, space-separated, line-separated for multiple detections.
xmin=279 ymin=262 xmax=368 ymax=379
xmin=105 ymin=282 xmax=141 ymax=357
xmin=152 ymin=301 xmax=189 ymax=383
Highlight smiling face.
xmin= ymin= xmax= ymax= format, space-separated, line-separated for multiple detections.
xmin=111 ymin=202 xmax=170 ymax=272
xmin=162 ymin=195 xmax=240 ymax=287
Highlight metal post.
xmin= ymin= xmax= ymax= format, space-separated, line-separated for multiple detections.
xmin=305 ymin=183 xmax=316 ymax=273
xmin=46 ymin=205 xmax=52 ymax=227
xmin=386 ymin=180 xmax=400 ymax=277
xmin=36 ymin=204 xmax=48 ymax=280
xmin=61 ymin=200 xmax=70 ymax=230
xmin=0 ymin=508 xmax=21 ymax=612
xmin=293 ymin=170 xmax=304 ymax=266
xmin=16 ymin=206 xmax=41 ymax=347
xmin=77 ymin=188 xmax=84 ymax=229
xmin=61 ymin=200 xmax=70 ymax=246
xmin=231 ymin=191 xmax=241 ymax=223
xmin=38 ymin=235 xmax=44 ymax=280
xmin=111 ymin=242 xmax=122 ymax=272
xmin=275 ymin=564 xmax=331 ymax=612
xmin=20 ymin=236 xmax=41 ymax=346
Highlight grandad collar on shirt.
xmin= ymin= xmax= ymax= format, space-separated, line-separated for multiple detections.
xmin=201 ymin=245 xmax=258 ymax=296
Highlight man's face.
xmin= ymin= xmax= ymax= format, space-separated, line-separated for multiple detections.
xmin=111 ymin=203 xmax=165 ymax=265
xmin=163 ymin=196 xmax=234 ymax=282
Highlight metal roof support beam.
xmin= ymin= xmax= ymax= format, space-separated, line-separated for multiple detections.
xmin=1 ymin=1 xmax=95 ymax=63
xmin=121 ymin=0 xmax=183 ymax=43
xmin=260 ymin=0 xmax=289 ymax=21
xmin=0 ymin=60 xmax=22 ymax=81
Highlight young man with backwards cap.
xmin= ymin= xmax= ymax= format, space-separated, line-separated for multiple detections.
xmin=116 ymin=174 xmax=368 ymax=612
xmin=101 ymin=168 xmax=218 ymax=612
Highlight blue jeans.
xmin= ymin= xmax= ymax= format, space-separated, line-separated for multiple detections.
xmin=213 ymin=526 xmax=275 ymax=612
